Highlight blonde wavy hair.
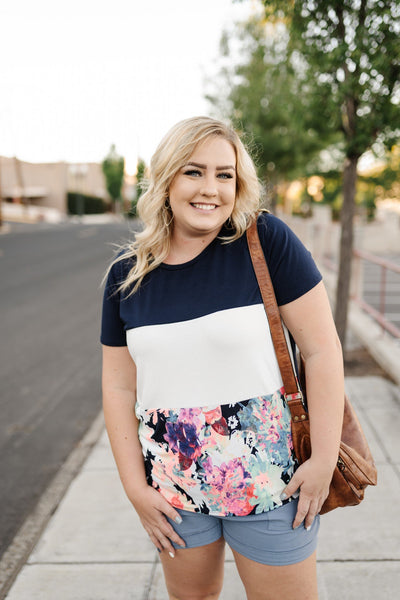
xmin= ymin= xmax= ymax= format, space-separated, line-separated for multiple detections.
xmin=111 ymin=116 xmax=262 ymax=294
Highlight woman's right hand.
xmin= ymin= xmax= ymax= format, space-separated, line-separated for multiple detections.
xmin=129 ymin=485 xmax=186 ymax=556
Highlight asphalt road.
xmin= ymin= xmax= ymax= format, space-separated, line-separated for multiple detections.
xmin=0 ymin=219 xmax=136 ymax=559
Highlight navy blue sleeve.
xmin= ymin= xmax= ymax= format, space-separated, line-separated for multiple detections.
xmin=100 ymin=259 xmax=127 ymax=346
xmin=257 ymin=213 xmax=322 ymax=306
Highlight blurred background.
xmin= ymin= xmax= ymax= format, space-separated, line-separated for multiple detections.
xmin=0 ymin=0 xmax=399 ymax=571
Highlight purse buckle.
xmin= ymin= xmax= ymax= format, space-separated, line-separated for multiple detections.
xmin=284 ymin=391 xmax=304 ymax=402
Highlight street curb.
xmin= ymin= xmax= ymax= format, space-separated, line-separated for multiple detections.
xmin=0 ymin=411 xmax=105 ymax=600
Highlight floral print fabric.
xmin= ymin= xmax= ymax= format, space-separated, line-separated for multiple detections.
xmin=136 ymin=389 xmax=296 ymax=516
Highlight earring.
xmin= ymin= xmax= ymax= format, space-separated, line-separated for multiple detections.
xmin=162 ymin=200 xmax=173 ymax=228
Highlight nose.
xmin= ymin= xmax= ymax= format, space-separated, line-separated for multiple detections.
xmin=200 ymin=174 xmax=217 ymax=197
xmin=200 ymin=187 xmax=217 ymax=197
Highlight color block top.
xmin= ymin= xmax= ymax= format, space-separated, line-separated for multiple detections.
xmin=101 ymin=213 xmax=322 ymax=516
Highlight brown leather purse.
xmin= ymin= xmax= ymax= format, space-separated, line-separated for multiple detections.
xmin=247 ymin=221 xmax=377 ymax=514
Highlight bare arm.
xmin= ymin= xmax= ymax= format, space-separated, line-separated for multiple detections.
xmin=102 ymin=345 xmax=185 ymax=554
xmin=279 ymin=281 xmax=344 ymax=529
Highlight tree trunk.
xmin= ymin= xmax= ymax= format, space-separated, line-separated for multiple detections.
xmin=334 ymin=155 xmax=359 ymax=350
xmin=14 ymin=156 xmax=26 ymax=205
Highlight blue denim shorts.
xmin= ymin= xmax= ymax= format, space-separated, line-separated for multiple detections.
xmin=167 ymin=499 xmax=319 ymax=566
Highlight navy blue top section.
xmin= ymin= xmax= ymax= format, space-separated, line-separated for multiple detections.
xmin=100 ymin=213 xmax=322 ymax=346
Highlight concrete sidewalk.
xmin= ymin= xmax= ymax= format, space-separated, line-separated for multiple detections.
xmin=2 ymin=375 xmax=400 ymax=599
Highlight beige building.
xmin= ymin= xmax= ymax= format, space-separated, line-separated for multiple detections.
xmin=0 ymin=156 xmax=108 ymax=214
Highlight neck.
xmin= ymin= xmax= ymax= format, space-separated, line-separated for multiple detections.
xmin=165 ymin=229 xmax=218 ymax=265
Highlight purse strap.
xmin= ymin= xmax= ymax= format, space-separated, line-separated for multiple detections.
xmin=246 ymin=220 xmax=308 ymax=420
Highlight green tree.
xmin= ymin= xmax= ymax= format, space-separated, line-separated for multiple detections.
xmin=102 ymin=144 xmax=125 ymax=212
xmin=264 ymin=0 xmax=400 ymax=347
xmin=235 ymin=0 xmax=400 ymax=346
xmin=207 ymin=17 xmax=335 ymax=210
xmin=366 ymin=145 xmax=400 ymax=201
xmin=129 ymin=157 xmax=147 ymax=217
xmin=135 ymin=157 xmax=147 ymax=201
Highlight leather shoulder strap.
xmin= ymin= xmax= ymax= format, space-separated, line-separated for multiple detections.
xmin=246 ymin=219 xmax=299 ymax=397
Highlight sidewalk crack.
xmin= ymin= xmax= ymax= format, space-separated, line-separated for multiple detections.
xmin=141 ymin=552 xmax=159 ymax=600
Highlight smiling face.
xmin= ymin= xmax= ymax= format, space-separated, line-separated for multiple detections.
xmin=168 ymin=135 xmax=237 ymax=241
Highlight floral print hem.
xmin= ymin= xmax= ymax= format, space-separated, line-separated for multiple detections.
xmin=137 ymin=390 xmax=296 ymax=517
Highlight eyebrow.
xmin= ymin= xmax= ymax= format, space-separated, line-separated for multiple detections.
xmin=184 ymin=161 xmax=236 ymax=171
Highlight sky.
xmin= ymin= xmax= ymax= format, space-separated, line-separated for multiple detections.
xmin=0 ymin=0 xmax=253 ymax=174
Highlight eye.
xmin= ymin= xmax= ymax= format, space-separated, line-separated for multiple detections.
xmin=217 ymin=172 xmax=234 ymax=179
xmin=183 ymin=169 xmax=202 ymax=177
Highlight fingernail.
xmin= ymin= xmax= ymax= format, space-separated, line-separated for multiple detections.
xmin=157 ymin=548 xmax=161 ymax=553
xmin=174 ymin=515 xmax=183 ymax=524
xmin=306 ymin=525 xmax=312 ymax=531
xmin=169 ymin=551 xmax=175 ymax=558
xmin=280 ymin=492 xmax=287 ymax=500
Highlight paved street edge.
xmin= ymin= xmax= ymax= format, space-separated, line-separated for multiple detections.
xmin=0 ymin=411 xmax=105 ymax=600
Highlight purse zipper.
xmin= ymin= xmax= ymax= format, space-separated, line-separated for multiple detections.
xmin=337 ymin=456 xmax=364 ymax=497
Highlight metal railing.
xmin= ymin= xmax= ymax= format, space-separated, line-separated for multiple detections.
xmin=323 ymin=250 xmax=400 ymax=338
xmin=351 ymin=249 xmax=400 ymax=338
xmin=284 ymin=215 xmax=400 ymax=339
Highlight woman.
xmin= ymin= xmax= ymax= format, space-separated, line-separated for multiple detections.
xmin=101 ymin=116 xmax=344 ymax=600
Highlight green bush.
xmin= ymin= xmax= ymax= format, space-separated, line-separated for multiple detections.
xmin=67 ymin=192 xmax=108 ymax=215
xmin=359 ymin=187 xmax=377 ymax=222
xmin=125 ymin=199 xmax=138 ymax=218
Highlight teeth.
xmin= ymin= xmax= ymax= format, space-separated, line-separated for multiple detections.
xmin=192 ymin=203 xmax=216 ymax=210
